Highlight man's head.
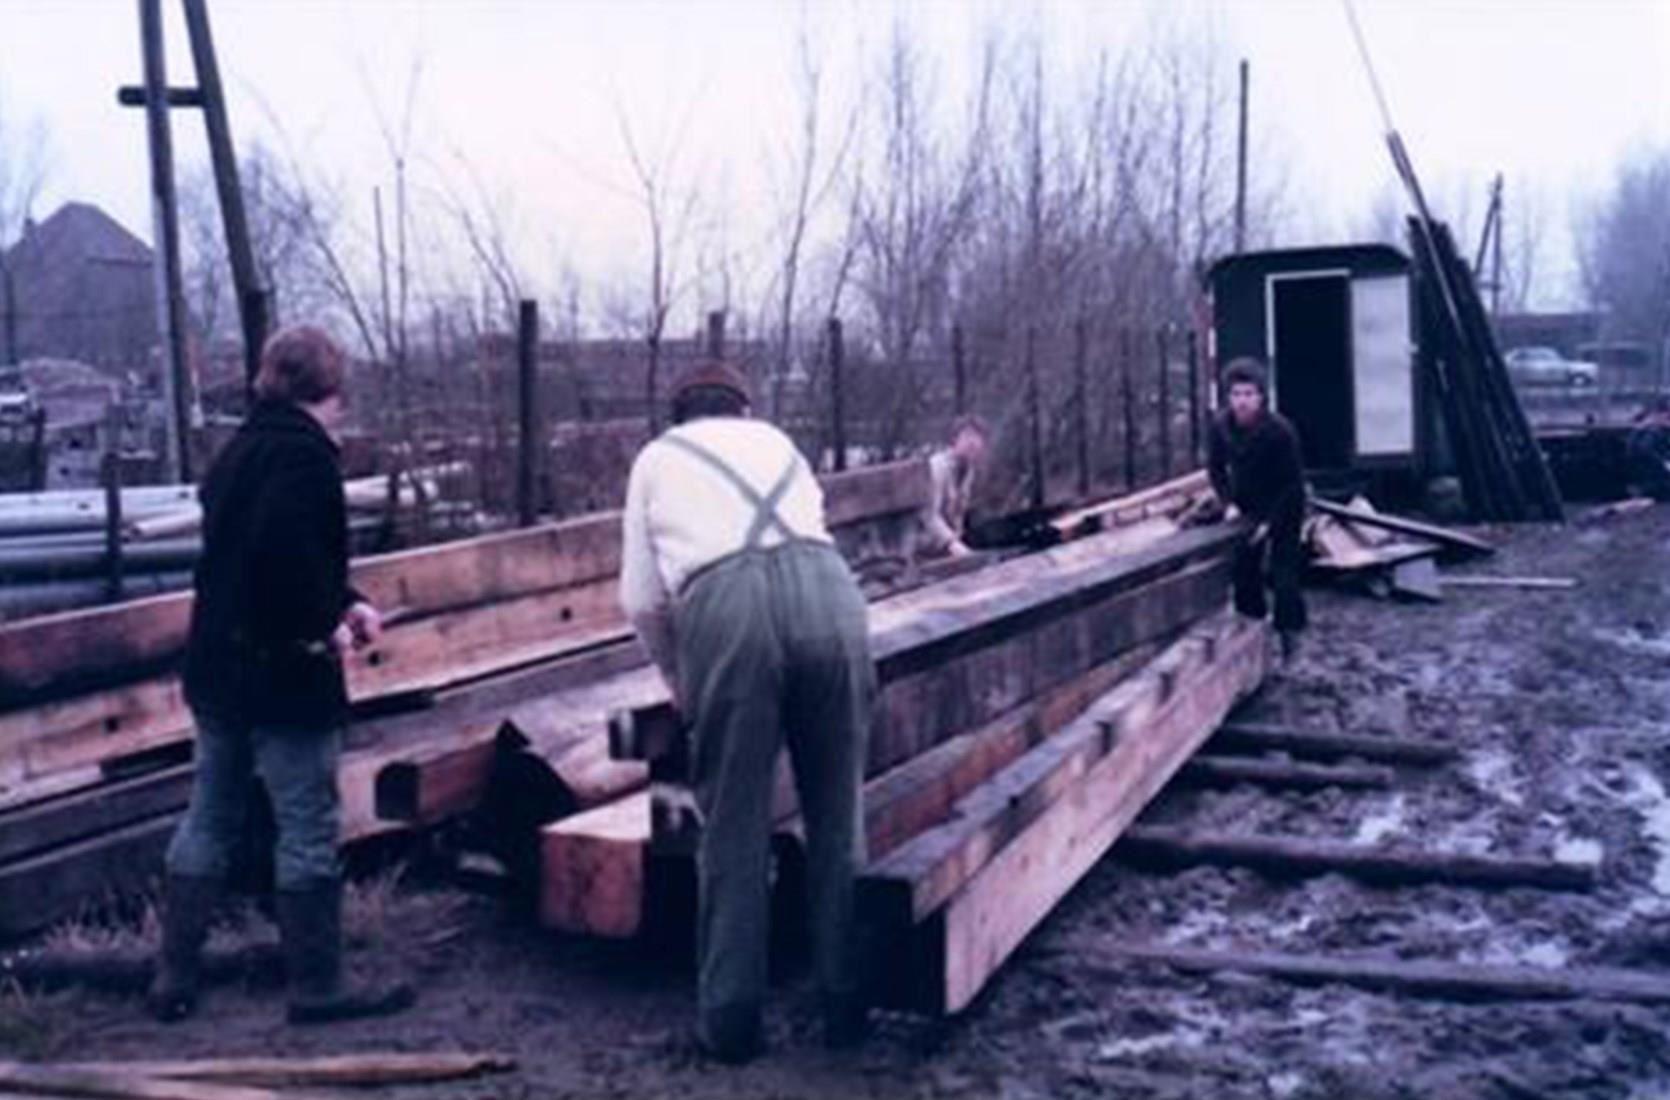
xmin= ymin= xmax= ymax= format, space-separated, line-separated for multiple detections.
xmin=670 ymin=359 xmax=752 ymax=425
xmin=949 ymin=414 xmax=990 ymax=466
xmin=255 ymin=324 xmax=347 ymax=432
xmin=1222 ymin=357 xmax=1269 ymax=426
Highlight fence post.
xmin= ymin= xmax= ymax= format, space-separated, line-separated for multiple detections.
xmin=102 ymin=439 xmax=125 ymax=604
xmin=516 ymin=299 xmax=539 ymax=528
xmin=706 ymin=309 xmax=726 ymax=358
xmin=828 ymin=316 xmax=847 ymax=473
xmin=1027 ymin=324 xmax=1044 ymax=511
xmin=1121 ymin=328 xmax=1137 ymax=490
xmin=1074 ymin=314 xmax=1090 ymax=499
xmin=1188 ymin=328 xmax=1202 ymax=467
xmin=1157 ymin=325 xmax=1172 ymax=480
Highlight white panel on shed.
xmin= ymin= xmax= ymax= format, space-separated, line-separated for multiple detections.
xmin=1351 ymin=275 xmax=1414 ymax=457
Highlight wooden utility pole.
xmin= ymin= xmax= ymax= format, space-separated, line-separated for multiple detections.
xmin=1234 ymin=60 xmax=1249 ymax=255
xmin=1026 ymin=324 xmax=1044 ymax=511
xmin=179 ymin=0 xmax=266 ymax=392
xmin=516 ymin=300 xmax=539 ymax=528
xmin=137 ymin=0 xmax=193 ymax=483
xmin=951 ymin=323 xmax=968 ymax=415
xmin=1074 ymin=315 xmax=1090 ymax=499
xmin=1157 ymin=327 xmax=1172 ymax=479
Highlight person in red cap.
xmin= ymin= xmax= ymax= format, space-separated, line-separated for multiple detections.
xmin=619 ymin=359 xmax=875 ymax=1062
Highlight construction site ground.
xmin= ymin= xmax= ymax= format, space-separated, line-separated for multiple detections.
xmin=5 ymin=503 xmax=1670 ymax=1099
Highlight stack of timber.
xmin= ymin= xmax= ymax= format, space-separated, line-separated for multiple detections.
xmin=538 ymin=512 xmax=1264 ymax=1016
xmin=0 ymin=459 xmax=932 ymax=940
xmin=1305 ymin=496 xmax=1495 ymax=602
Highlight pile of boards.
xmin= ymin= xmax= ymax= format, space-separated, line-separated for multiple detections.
xmin=540 ymin=485 xmax=1266 ymax=1015
xmin=1305 ymin=496 xmax=1497 ymax=602
xmin=0 ymin=459 xmax=933 ymax=939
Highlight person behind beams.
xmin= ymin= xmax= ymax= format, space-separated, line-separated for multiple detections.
xmin=619 ymin=360 xmax=876 ymax=1063
xmin=921 ymin=414 xmax=991 ymax=558
xmin=1206 ymin=356 xmax=1309 ymax=659
xmin=149 ymin=325 xmax=413 ymax=1026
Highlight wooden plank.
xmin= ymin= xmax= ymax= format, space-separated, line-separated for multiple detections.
xmin=1115 ymin=827 xmax=1599 ymax=891
xmin=0 ymin=763 xmax=194 ymax=865
xmin=863 ymin=624 xmax=1223 ymax=926
xmin=1439 ymin=575 xmax=1577 ymax=590
xmin=877 ymin=614 xmax=1267 ymax=1015
xmin=0 ymin=1064 xmax=284 ymax=1100
xmin=822 ymin=458 xmax=931 ymax=528
xmin=538 ymin=790 xmax=649 ymax=937
xmin=1211 ymin=723 xmax=1460 ymax=765
xmin=1175 ymin=755 xmax=1395 ymax=791
xmin=1050 ymin=470 xmax=1210 ymax=539
xmin=1310 ymin=498 xmax=1495 ymax=558
xmin=52 ymin=1054 xmax=514 ymax=1087
xmin=1040 ymin=940 xmax=1670 ymax=1006
xmin=613 ymin=523 xmax=1245 ymax=763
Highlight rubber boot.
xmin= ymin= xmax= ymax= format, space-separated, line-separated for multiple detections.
xmin=276 ymin=879 xmax=415 ymax=1025
xmin=697 ymin=1002 xmax=764 ymax=1064
xmin=147 ymin=874 xmax=221 ymax=1022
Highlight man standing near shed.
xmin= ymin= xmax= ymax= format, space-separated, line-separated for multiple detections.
xmin=150 ymin=326 xmax=412 ymax=1026
xmin=620 ymin=360 xmax=875 ymax=1063
xmin=1207 ymin=357 xmax=1308 ymax=658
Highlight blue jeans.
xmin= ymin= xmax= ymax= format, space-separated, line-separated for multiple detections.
xmin=165 ymin=709 xmax=342 ymax=890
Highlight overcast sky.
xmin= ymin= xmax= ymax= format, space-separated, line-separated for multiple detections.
xmin=2 ymin=0 xmax=1667 ymax=314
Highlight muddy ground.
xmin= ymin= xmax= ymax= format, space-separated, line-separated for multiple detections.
xmin=6 ymin=504 xmax=1670 ymax=1099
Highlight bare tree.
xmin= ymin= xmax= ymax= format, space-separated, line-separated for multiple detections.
xmin=0 ymin=94 xmax=49 ymax=365
xmin=1580 ymin=145 xmax=1670 ymax=358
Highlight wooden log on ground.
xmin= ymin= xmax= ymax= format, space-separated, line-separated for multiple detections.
xmin=869 ymin=613 xmax=1269 ymax=1015
xmin=1175 ymin=755 xmax=1395 ymax=791
xmin=1115 ymin=826 xmax=1598 ymax=891
xmin=51 ymin=1054 xmax=515 ymax=1088
xmin=539 ymin=790 xmax=649 ymax=937
xmin=1211 ymin=723 xmax=1460 ymax=766
xmin=1039 ymin=940 xmax=1670 ymax=1006
xmin=0 ymin=1063 xmax=284 ymax=1100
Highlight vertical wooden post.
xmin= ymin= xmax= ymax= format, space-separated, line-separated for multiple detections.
xmin=828 ymin=316 xmax=847 ymax=473
xmin=706 ymin=310 xmax=726 ymax=359
xmin=516 ymin=299 xmax=539 ymax=528
xmin=1187 ymin=328 xmax=1202 ymax=467
xmin=102 ymin=430 xmax=125 ymax=603
xmin=1074 ymin=315 xmax=1090 ymax=499
xmin=1121 ymin=328 xmax=1136 ymax=490
xmin=1157 ymin=326 xmax=1172 ymax=479
xmin=1026 ymin=324 xmax=1044 ymax=511
xmin=138 ymin=0 xmax=192 ymax=483
xmin=951 ymin=323 xmax=968 ymax=415
xmin=1235 ymin=59 xmax=1249 ymax=255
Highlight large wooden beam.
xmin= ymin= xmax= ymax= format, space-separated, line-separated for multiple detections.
xmin=1175 ymin=755 xmax=1395 ymax=791
xmin=1115 ymin=827 xmax=1599 ymax=891
xmin=1039 ymin=940 xmax=1670 ymax=1006
xmin=870 ymin=613 xmax=1268 ymax=1015
xmin=538 ymin=790 xmax=649 ymax=937
xmin=0 ymin=763 xmax=194 ymax=865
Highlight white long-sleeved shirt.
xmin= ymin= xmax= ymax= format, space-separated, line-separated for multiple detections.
xmin=619 ymin=417 xmax=833 ymax=692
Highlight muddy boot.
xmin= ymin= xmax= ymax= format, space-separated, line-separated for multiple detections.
xmin=276 ymin=879 xmax=414 ymax=1026
xmin=822 ymin=991 xmax=871 ymax=1050
xmin=147 ymin=874 xmax=221 ymax=1022
xmin=697 ymin=1002 xmax=764 ymax=1064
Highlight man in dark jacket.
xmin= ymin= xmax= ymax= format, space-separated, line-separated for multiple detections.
xmin=150 ymin=325 xmax=411 ymax=1026
xmin=1207 ymin=357 xmax=1308 ymax=658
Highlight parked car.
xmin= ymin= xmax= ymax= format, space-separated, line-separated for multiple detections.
xmin=1504 ymin=346 xmax=1598 ymax=388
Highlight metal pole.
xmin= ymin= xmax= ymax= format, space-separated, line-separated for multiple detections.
xmin=1074 ymin=315 xmax=1090 ymax=499
xmin=180 ymin=0 xmax=266 ymax=393
xmin=1157 ymin=326 xmax=1172 ymax=479
xmin=1234 ymin=59 xmax=1249 ymax=254
xmin=828 ymin=316 xmax=847 ymax=472
xmin=1026 ymin=324 xmax=1044 ymax=511
xmin=138 ymin=0 xmax=193 ymax=483
xmin=1187 ymin=328 xmax=1202 ymax=466
xmin=951 ymin=323 xmax=968 ymax=415
xmin=516 ymin=299 xmax=538 ymax=527
xmin=1121 ymin=328 xmax=1136 ymax=490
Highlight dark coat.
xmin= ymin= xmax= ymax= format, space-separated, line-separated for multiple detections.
xmin=1207 ymin=408 xmax=1306 ymax=523
xmin=182 ymin=399 xmax=357 ymax=728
